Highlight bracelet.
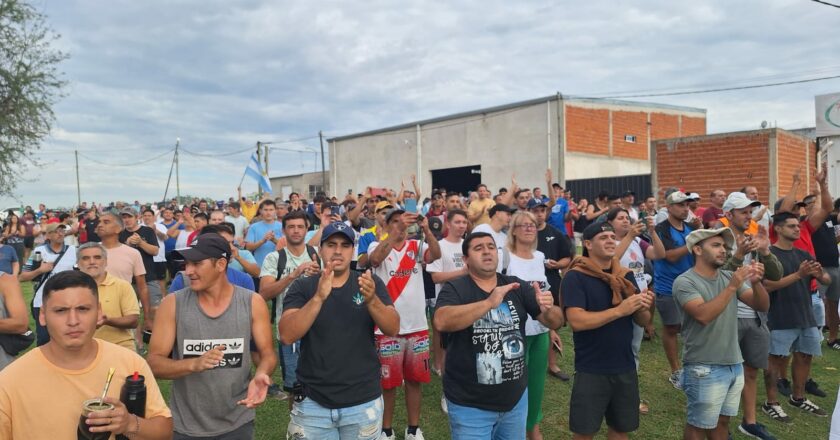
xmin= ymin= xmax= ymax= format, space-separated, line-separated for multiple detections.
xmin=125 ymin=414 xmax=140 ymax=437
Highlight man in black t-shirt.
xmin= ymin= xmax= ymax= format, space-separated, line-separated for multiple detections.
xmin=561 ymin=221 xmax=652 ymax=439
xmin=764 ymin=212 xmax=831 ymax=417
xmin=118 ymin=207 xmax=162 ymax=350
xmin=803 ymin=193 xmax=840 ymax=349
xmin=529 ymin=198 xmax=573 ymax=381
xmin=280 ymin=222 xmax=399 ymax=439
xmin=434 ymin=232 xmax=564 ymax=439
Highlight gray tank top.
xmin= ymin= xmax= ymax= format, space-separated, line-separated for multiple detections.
xmin=0 ymin=294 xmax=15 ymax=370
xmin=170 ymin=286 xmax=254 ymax=436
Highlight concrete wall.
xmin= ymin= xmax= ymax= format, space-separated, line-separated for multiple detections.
xmin=269 ymin=171 xmax=329 ymax=201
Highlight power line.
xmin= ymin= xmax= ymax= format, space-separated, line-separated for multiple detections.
xmin=179 ymin=145 xmax=254 ymax=157
xmin=77 ymin=149 xmax=175 ymax=167
xmin=812 ymin=0 xmax=840 ymax=9
xmin=585 ymin=74 xmax=840 ymax=99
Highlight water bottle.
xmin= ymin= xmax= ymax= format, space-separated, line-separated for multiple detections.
xmin=31 ymin=251 xmax=42 ymax=270
xmin=116 ymin=372 xmax=146 ymax=440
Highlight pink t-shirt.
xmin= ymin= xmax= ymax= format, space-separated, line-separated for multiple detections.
xmin=105 ymin=244 xmax=145 ymax=282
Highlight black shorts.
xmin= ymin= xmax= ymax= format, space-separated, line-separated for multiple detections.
xmin=154 ymin=262 xmax=168 ymax=281
xmin=23 ymin=236 xmax=34 ymax=249
xmin=570 ymin=370 xmax=640 ymax=435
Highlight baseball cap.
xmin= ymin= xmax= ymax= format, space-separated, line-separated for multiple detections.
xmin=666 ymin=191 xmax=689 ymax=205
xmin=44 ymin=223 xmax=66 ymax=233
xmin=488 ymin=204 xmax=514 ymax=217
xmin=686 ymin=193 xmax=701 ymax=201
xmin=375 ymin=201 xmax=394 ymax=213
xmin=722 ymin=192 xmax=761 ymax=212
xmin=320 ymin=221 xmax=356 ymax=244
xmin=685 ymin=228 xmax=735 ymax=251
xmin=582 ymin=221 xmax=615 ymax=241
xmin=621 ymin=190 xmax=636 ymax=198
xmin=172 ymin=233 xmax=230 ymax=261
xmin=773 ymin=198 xmax=807 ymax=213
xmin=119 ymin=207 xmax=137 ymax=217
xmin=527 ymin=199 xmax=547 ymax=210
xmin=428 ymin=216 xmax=444 ymax=240
xmin=383 ymin=208 xmax=405 ymax=222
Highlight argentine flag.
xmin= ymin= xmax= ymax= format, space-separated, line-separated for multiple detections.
xmin=245 ymin=152 xmax=272 ymax=193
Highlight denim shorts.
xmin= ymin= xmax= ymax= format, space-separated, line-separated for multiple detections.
xmin=447 ymin=390 xmax=527 ymax=440
xmin=287 ymin=396 xmax=383 ymax=440
xmin=682 ymin=363 xmax=744 ymax=430
xmin=769 ymin=327 xmax=822 ymax=357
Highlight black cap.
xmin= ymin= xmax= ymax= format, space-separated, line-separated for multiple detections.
xmin=582 ymin=221 xmax=615 ymax=241
xmin=172 ymin=233 xmax=230 ymax=261
xmin=621 ymin=190 xmax=636 ymax=198
xmin=488 ymin=204 xmax=514 ymax=217
xmin=527 ymin=199 xmax=548 ymax=210
xmin=320 ymin=221 xmax=356 ymax=244
xmin=428 ymin=216 xmax=444 ymax=240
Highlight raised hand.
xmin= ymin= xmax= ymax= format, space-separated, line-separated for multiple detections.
xmin=749 ymin=262 xmax=765 ymax=284
xmin=192 ymin=344 xmax=226 ymax=372
xmin=487 ymin=283 xmax=519 ymax=308
xmin=730 ymin=265 xmax=752 ymax=287
xmin=316 ymin=262 xmax=335 ymax=301
xmin=617 ymin=293 xmax=648 ymax=316
xmin=359 ymin=269 xmax=377 ymax=303
xmin=629 ymin=221 xmax=646 ymax=237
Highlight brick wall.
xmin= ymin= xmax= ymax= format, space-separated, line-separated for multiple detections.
xmin=776 ymin=130 xmax=815 ymax=197
xmin=566 ymin=106 xmax=610 ymax=155
xmin=655 ymin=131 xmax=772 ymax=206
xmin=651 ymin=113 xmax=680 ymax=140
xmin=681 ymin=116 xmax=706 ymax=137
xmin=612 ymin=111 xmax=649 ymax=160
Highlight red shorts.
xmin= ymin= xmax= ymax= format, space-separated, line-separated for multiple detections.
xmin=376 ymin=330 xmax=431 ymax=389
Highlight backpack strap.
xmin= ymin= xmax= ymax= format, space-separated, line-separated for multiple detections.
xmin=305 ymin=245 xmax=321 ymax=268
xmin=275 ymin=250 xmax=289 ymax=280
xmin=500 ymin=247 xmax=510 ymax=275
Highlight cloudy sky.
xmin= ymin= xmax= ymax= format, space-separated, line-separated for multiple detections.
xmin=5 ymin=0 xmax=840 ymax=208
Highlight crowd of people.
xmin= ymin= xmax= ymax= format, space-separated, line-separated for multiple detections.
xmin=0 ymin=166 xmax=838 ymax=439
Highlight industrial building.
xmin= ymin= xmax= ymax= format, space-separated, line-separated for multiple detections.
xmin=326 ymin=94 xmax=707 ymax=201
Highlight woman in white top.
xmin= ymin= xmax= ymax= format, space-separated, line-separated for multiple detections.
xmin=505 ymin=211 xmax=550 ymax=440
xmin=607 ymin=207 xmax=665 ymax=415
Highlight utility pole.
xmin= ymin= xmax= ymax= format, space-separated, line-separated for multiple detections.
xmin=319 ymin=131 xmax=326 ymax=192
xmin=256 ymin=141 xmax=262 ymax=199
xmin=75 ymin=150 xmax=81 ymax=207
xmin=263 ymin=141 xmax=270 ymax=194
xmin=175 ymin=138 xmax=181 ymax=205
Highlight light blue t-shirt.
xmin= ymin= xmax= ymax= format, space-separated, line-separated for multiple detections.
xmin=230 ymin=248 xmax=257 ymax=274
xmin=246 ymin=220 xmax=283 ymax=266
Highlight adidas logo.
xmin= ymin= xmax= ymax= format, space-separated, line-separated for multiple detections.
xmin=228 ymin=356 xmax=241 ymax=366
xmin=183 ymin=338 xmax=245 ymax=355
xmin=227 ymin=341 xmax=242 ymax=350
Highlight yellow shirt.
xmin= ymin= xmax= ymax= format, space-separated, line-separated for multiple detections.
xmin=241 ymin=203 xmax=257 ymax=221
xmin=0 ymin=340 xmax=171 ymax=439
xmin=94 ymin=273 xmax=140 ymax=350
xmin=468 ymin=198 xmax=496 ymax=226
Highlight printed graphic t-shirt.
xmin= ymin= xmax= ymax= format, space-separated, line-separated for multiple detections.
xmin=436 ymin=273 xmax=541 ymax=412
xmin=368 ymin=239 xmax=429 ymax=334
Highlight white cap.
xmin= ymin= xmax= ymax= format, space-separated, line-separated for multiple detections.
xmin=723 ymin=192 xmax=761 ymax=212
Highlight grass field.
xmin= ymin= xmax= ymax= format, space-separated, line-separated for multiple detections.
xmin=19 ymin=282 xmax=835 ymax=439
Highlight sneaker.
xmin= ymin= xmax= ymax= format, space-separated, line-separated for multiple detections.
xmin=805 ymin=378 xmax=828 ymax=398
xmin=405 ymin=428 xmax=425 ymax=440
xmin=788 ymin=396 xmax=828 ymax=417
xmin=827 ymin=339 xmax=840 ymax=350
xmin=761 ymin=402 xmax=792 ymax=423
xmin=738 ymin=421 xmax=777 ymax=440
xmin=441 ymin=396 xmax=448 ymax=414
xmin=668 ymin=369 xmax=683 ymax=390
xmin=267 ymin=384 xmax=288 ymax=400
xmin=776 ymin=378 xmax=791 ymax=397
xmin=378 ymin=431 xmax=395 ymax=440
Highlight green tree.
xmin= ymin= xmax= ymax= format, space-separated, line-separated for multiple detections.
xmin=0 ymin=0 xmax=67 ymax=197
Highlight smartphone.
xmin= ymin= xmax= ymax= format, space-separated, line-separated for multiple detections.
xmin=405 ymin=198 xmax=417 ymax=213
xmin=330 ymin=205 xmax=340 ymax=217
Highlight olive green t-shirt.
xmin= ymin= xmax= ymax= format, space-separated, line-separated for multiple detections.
xmin=673 ymin=269 xmax=749 ymax=365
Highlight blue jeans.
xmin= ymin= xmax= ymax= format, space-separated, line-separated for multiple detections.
xmin=279 ymin=341 xmax=300 ymax=391
xmin=447 ymin=390 xmax=528 ymax=440
xmin=287 ymin=396 xmax=383 ymax=440
xmin=682 ymin=363 xmax=744 ymax=430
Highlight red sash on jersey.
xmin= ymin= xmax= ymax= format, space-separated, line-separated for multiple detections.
xmin=385 ymin=240 xmax=420 ymax=302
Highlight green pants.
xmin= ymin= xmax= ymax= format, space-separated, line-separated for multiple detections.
xmin=525 ymin=331 xmax=549 ymax=430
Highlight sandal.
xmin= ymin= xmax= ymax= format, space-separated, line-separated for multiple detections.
xmin=549 ymin=369 xmax=570 ymax=381
xmin=639 ymin=399 xmax=650 ymax=415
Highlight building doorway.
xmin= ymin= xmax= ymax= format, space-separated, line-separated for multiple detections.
xmin=431 ymin=165 xmax=481 ymax=197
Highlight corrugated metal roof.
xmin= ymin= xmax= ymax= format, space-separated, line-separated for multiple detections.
xmin=327 ymin=94 xmax=707 ymax=142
